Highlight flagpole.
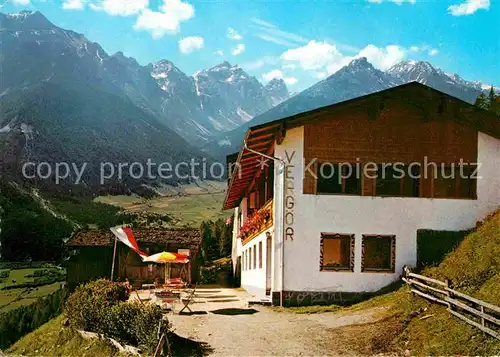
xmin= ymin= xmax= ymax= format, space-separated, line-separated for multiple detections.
xmin=111 ymin=237 xmax=118 ymax=281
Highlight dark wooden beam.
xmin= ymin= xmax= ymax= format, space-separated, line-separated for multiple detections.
xmin=276 ymin=122 xmax=286 ymax=145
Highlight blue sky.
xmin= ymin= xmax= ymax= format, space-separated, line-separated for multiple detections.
xmin=2 ymin=0 xmax=498 ymax=91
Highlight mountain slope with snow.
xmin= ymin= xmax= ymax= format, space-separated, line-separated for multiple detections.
xmin=1 ymin=11 xmax=289 ymax=144
xmin=205 ymin=57 xmax=492 ymax=158
xmin=387 ymin=60 xmax=483 ymax=103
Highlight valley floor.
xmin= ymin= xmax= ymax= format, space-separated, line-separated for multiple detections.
xmin=94 ymin=180 xmax=230 ymax=226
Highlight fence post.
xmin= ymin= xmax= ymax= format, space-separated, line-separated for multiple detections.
xmin=480 ymin=305 xmax=485 ymax=327
xmin=445 ymin=278 xmax=452 ymax=309
xmin=403 ymin=265 xmax=412 ymax=280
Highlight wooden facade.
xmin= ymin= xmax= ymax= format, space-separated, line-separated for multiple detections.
xmin=66 ymin=228 xmax=201 ymax=289
xmin=303 ymin=98 xmax=479 ymax=198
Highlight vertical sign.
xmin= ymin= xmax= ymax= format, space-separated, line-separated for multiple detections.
xmin=284 ymin=150 xmax=295 ymax=240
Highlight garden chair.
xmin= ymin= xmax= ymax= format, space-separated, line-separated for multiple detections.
xmin=179 ymin=283 xmax=198 ymax=314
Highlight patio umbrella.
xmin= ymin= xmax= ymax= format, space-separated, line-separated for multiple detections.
xmin=142 ymin=252 xmax=189 ymax=284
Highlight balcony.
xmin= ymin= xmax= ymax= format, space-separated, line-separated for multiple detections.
xmin=239 ymin=199 xmax=273 ymax=245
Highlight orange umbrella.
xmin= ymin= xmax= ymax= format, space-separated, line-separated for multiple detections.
xmin=142 ymin=252 xmax=189 ymax=283
xmin=143 ymin=251 xmax=189 ymax=264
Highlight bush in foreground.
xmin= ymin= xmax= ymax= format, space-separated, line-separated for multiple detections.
xmin=64 ymin=279 xmax=163 ymax=354
xmin=64 ymin=279 xmax=129 ymax=333
xmin=104 ymin=301 xmax=163 ymax=353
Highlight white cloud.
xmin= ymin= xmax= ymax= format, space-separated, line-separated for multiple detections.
xmin=280 ymin=40 xmax=408 ymax=76
xmin=227 ymin=27 xmax=243 ymax=40
xmin=11 ymin=0 xmax=31 ymax=5
xmin=178 ymin=36 xmax=204 ymax=53
xmin=134 ymin=0 xmax=194 ymax=39
xmin=356 ymin=44 xmax=406 ymax=70
xmin=262 ymin=69 xmax=284 ymax=82
xmin=90 ymin=0 xmax=148 ymax=16
xmin=282 ymin=63 xmax=298 ymax=70
xmin=429 ymin=49 xmax=439 ymax=56
xmin=249 ymin=17 xmax=276 ymax=28
xmin=409 ymin=44 xmax=440 ymax=56
xmin=261 ymin=69 xmax=297 ymax=85
xmin=242 ymin=56 xmax=278 ymax=70
xmin=255 ymin=33 xmax=298 ymax=47
xmin=448 ymin=0 xmax=489 ymax=16
xmin=62 ymin=0 xmax=85 ymax=10
xmin=251 ymin=17 xmax=308 ymax=47
xmin=314 ymin=72 xmax=328 ymax=79
xmin=231 ymin=43 xmax=245 ymax=56
xmin=215 ymin=50 xmax=224 ymax=56
xmin=281 ymin=41 xmax=344 ymax=71
xmin=367 ymin=0 xmax=416 ymax=4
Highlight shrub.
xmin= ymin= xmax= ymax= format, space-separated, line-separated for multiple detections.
xmin=64 ymin=279 xmax=129 ymax=333
xmin=104 ymin=301 xmax=163 ymax=354
xmin=199 ymin=257 xmax=233 ymax=285
xmin=65 ymin=279 xmax=163 ymax=354
xmin=0 ymin=269 xmax=10 ymax=279
xmin=25 ymin=267 xmax=66 ymax=282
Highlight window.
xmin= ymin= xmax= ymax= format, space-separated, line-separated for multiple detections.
xmin=249 ymin=247 xmax=252 ymax=270
xmin=253 ymin=245 xmax=257 ymax=269
xmin=361 ymin=235 xmax=396 ymax=273
xmin=434 ymin=165 xmax=477 ymax=199
xmin=258 ymin=241 xmax=263 ymax=269
xmin=376 ymin=165 xmax=420 ymax=197
xmin=317 ymin=163 xmax=361 ymax=195
xmin=320 ymin=233 xmax=355 ymax=272
xmin=242 ymin=253 xmax=245 ymax=271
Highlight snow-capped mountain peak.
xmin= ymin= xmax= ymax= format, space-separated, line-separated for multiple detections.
xmin=2 ymin=10 xmax=55 ymax=30
xmin=265 ymin=78 xmax=289 ymax=106
xmin=7 ymin=10 xmax=35 ymax=19
xmin=348 ymin=57 xmax=371 ymax=69
xmin=388 ymin=60 xmax=437 ymax=79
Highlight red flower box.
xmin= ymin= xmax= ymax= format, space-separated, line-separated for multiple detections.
xmin=238 ymin=205 xmax=272 ymax=240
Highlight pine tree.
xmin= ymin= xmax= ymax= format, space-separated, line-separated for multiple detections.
xmin=488 ymin=86 xmax=499 ymax=114
xmin=474 ymin=92 xmax=488 ymax=110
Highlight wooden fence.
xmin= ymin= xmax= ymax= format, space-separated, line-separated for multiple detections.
xmin=154 ymin=317 xmax=172 ymax=357
xmin=402 ymin=266 xmax=500 ymax=340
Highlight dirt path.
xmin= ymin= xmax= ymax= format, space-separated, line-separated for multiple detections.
xmin=168 ymin=288 xmax=384 ymax=356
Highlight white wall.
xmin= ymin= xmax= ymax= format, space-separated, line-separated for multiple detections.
xmin=239 ymin=230 xmax=270 ymax=298
xmin=232 ymin=197 xmax=248 ymax=271
xmin=231 ymin=207 xmax=240 ymax=273
xmin=272 ymin=128 xmax=500 ymax=293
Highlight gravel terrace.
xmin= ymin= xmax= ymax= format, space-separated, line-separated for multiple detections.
xmin=167 ymin=287 xmax=385 ymax=356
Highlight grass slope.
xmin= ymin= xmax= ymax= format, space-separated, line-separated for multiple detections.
xmin=398 ymin=210 xmax=500 ymax=355
xmin=6 ymin=315 xmax=120 ymax=357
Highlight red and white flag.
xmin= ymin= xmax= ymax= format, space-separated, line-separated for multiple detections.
xmin=110 ymin=226 xmax=148 ymax=257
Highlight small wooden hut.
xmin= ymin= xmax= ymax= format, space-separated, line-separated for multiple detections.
xmin=66 ymin=228 xmax=202 ymax=289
